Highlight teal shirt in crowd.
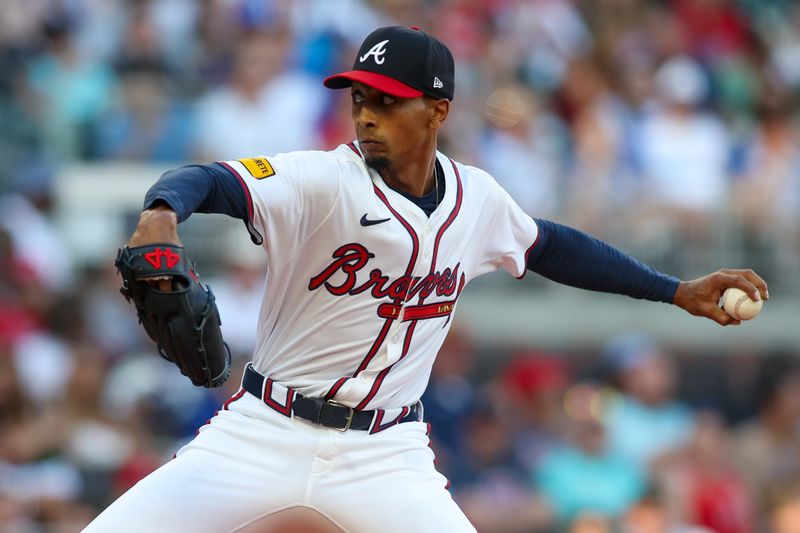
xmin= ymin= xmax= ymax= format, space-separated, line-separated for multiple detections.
xmin=605 ymin=396 xmax=693 ymax=466
xmin=535 ymin=445 xmax=646 ymax=522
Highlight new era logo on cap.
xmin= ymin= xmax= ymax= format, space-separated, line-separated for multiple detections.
xmin=323 ymin=26 xmax=455 ymax=101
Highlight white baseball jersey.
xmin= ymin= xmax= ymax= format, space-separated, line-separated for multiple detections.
xmin=85 ymin=142 xmax=534 ymax=532
xmin=219 ymin=142 xmax=539 ymax=413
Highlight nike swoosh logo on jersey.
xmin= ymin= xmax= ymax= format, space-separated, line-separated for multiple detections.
xmin=360 ymin=214 xmax=391 ymax=226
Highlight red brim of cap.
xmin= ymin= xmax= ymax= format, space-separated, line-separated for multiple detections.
xmin=323 ymin=70 xmax=423 ymax=98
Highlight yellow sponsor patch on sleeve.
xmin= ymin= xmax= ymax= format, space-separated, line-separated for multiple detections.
xmin=239 ymin=157 xmax=275 ymax=179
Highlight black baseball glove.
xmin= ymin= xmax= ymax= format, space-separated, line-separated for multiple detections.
xmin=115 ymin=243 xmax=231 ymax=388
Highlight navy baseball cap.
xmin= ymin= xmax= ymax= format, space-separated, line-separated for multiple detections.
xmin=324 ymin=26 xmax=455 ymax=100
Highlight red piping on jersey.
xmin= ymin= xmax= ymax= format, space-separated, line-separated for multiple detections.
xmin=219 ymin=161 xmax=264 ymax=244
xmin=324 ymin=376 xmax=349 ymax=401
xmin=428 ymin=158 xmax=464 ymax=278
xmin=371 ymin=184 xmax=421 ymax=281
xmin=195 ymin=411 xmax=219 ymax=436
xmin=515 ymin=227 xmax=542 ymax=280
xmin=369 ymin=406 xmax=410 ymax=434
xmin=323 ymin=183 xmax=420 ymax=401
xmin=346 ymin=142 xmax=362 ymax=158
xmin=355 ymin=320 xmax=418 ymax=410
xmin=353 ymin=319 xmax=393 ymax=376
xmin=222 ymin=388 xmax=246 ymax=410
xmin=425 ymin=422 xmax=451 ymax=489
xmin=263 ymin=377 xmax=295 ymax=417
xmin=356 ymin=158 xmax=464 ymax=410
xmin=220 ymin=161 xmax=254 ymax=223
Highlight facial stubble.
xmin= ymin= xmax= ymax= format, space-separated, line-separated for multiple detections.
xmin=364 ymin=155 xmax=391 ymax=172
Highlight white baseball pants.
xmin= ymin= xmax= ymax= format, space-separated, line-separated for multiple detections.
xmin=83 ymin=390 xmax=475 ymax=532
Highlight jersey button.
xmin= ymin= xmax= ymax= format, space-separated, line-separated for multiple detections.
xmin=360 ymin=374 xmax=371 ymax=383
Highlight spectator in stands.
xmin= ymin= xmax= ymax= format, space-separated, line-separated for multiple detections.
xmin=194 ymin=27 xmax=326 ymax=160
xmin=603 ymin=333 xmax=694 ymax=468
xmin=672 ymin=0 xmax=751 ymax=62
xmin=94 ymin=4 xmax=194 ymax=161
xmin=763 ymin=3 xmax=800 ymax=91
xmin=80 ymin=263 xmax=148 ymax=360
xmin=620 ymin=492 xmax=713 ymax=533
xmin=95 ymin=69 xmax=194 ymax=162
xmin=25 ymin=15 xmax=117 ymax=160
xmin=207 ymin=235 xmax=266 ymax=360
xmin=0 ymin=228 xmax=42 ymax=345
xmin=12 ymin=294 xmax=83 ymax=410
xmin=113 ymin=2 xmax=172 ymax=76
xmin=657 ymin=411 xmax=754 ymax=533
xmin=735 ymin=358 xmax=800 ymax=527
xmin=0 ymin=344 xmax=29 ymax=457
xmin=732 ymin=93 xmax=800 ymax=285
xmin=60 ymin=344 xmax=135 ymax=511
xmin=535 ymin=382 xmax=646 ymax=525
xmin=559 ymin=57 xmax=633 ymax=238
xmin=768 ymin=488 xmax=800 ymax=533
xmin=500 ymin=352 xmax=571 ymax=473
xmin=0 ymin=339 xmax=88 ymax=531
xmin=495 ymin=0 xmax=592 ymax=92
xmin=0 ymin=46 xmax=43 ymax=193
xmin=452 ymin=389 xmax=552 ymax=533
xmin=420 ymin=326 xmax=477 ymax=470
xmin=568 ymin=514 xmax=612 ymax=533
xmin=478 ymin=84 xmax=564 ymax=219
xmin=0 ymin=186 xmax=75 ymax=292
xmin=633 ymin=55 xmax=730 ymax=255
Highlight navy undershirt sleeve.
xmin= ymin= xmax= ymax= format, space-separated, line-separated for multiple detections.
xmin=143 ymin=163 xmax=248 ymax=223
xmin=527 ymin=218 xmax=680 ymax=303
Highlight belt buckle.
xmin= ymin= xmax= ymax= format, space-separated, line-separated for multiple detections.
xmin=325 ymin=400 xmax=354 ymax=431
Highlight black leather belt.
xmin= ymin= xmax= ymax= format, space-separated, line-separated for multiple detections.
xmin=242 ymin=364 xmax=422 ymax=431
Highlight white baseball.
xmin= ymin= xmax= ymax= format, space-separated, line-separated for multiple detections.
xmin=721 ymin=288 xmax=763 ymax=320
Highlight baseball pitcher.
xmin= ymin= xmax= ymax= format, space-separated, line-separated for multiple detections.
xmin=86 ymin=26 xmax=768 ymax=533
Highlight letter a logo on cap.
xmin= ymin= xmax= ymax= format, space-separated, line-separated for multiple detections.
xmin=359 ymin=39 xmax=389 ymax=65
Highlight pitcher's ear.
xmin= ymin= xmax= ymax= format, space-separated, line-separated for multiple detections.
xmin=428 ymin=98 xmax=450 ymax=129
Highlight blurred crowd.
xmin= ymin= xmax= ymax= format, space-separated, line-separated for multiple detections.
xmin=1 ymin=0 xmax=800 ymax=531
xmin=2 ymin=0 xmax=800 ymax=286
xmin=426 ymin=330 xmax=800 ymax=533
xmin=3 ymin=252 xmax=800 ymax=533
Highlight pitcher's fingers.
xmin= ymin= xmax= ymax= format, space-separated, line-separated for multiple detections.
xmin=711 ymin=304 xmax=740 ymax=326
xmin=725 ymin=274 xmax=762 ymax=302
xmin=740 ymin=269 xmax=769 ymax=300
xmin=721 ymin=269 xmax=768 ymax=300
